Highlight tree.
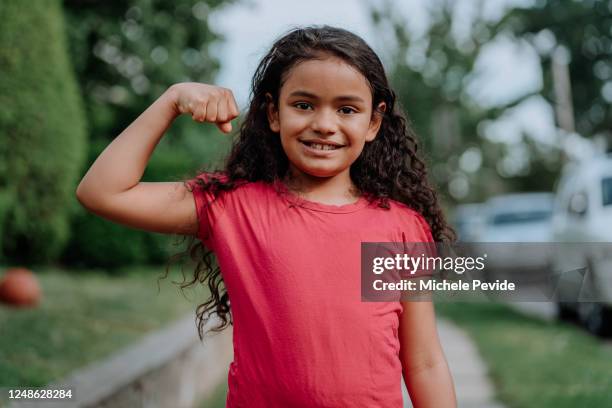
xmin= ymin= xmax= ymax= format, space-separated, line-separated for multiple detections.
xmin=0 ymin=0 xmax=88 ymax=263
xmin=493 ymin=0 xmax=612 ymax=144
xmin=369 ymin=0 xmax=564 ymax=204
xmin=57 ymin=0 xmax=237 ymax=268
xmin=63 ymin=0 xmax=236 ymax=150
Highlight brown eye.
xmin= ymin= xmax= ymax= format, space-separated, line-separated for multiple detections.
xmin=339 ymin=106 xmax=357 ymax=114
xmin=294 ymin=102 xmax=312 ymax=110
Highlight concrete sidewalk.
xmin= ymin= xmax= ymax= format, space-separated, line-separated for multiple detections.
xmin=401 ymin=318 xmax=506 ymax=408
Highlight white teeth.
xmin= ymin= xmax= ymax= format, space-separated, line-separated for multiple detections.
xmin=309 ymin=143 xmax=338 ymax=151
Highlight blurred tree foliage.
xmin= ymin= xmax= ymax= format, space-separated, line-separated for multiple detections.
xmin=57 ymin=0 xmax=236 ymax=269
xmin=493 ymin=0 xmax=612 ymax=143
xmin=369 ymin=0 xmax=590 ymax=204
xmin=370 ymin=0 xmax=512 ymax=204
xmin=0 ymin=0 xmax=88 ymax=264
xmin=62 ymin=0 xmax=236 ymax=149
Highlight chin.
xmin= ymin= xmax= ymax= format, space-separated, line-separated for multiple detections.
xmin=296 ymin=164 xmax=344 ymax=179
xmin=305 ymin=170 xmax=339 ymax=178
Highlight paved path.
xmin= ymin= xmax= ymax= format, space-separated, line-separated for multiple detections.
xmin=401 ymin=318 xmax=506 ymax=408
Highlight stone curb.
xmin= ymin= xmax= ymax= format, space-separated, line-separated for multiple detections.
xmin=7 ymin=315 xmax=232 ymax=408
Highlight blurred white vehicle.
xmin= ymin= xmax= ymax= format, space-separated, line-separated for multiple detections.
xmin=481 ymin=193 xmax=555 ymax=243
xmin=550 ymin=154 xmax=612 ymax=336
xmin=475 ymin=193 xmax=554 ymax=280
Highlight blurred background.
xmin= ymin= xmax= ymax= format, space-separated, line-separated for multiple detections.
xmin=1 ymin=0 xmax=611 ymax=407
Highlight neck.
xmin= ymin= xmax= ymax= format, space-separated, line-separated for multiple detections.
xmin=283 ymin=166 xmax=360 ymax=205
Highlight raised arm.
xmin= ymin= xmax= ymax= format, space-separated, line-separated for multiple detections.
xmin=75 ymin=83 xmax=239 ymax=236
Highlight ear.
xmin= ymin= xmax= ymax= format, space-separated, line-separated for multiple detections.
xmin=365 ymin=102 xmax=386 ymax=142
xmin=265 ymin=93 xmax=280 ymax=133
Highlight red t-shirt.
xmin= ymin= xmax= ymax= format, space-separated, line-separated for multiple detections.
xmin=189 ymin=175 xmax=434 ymax=407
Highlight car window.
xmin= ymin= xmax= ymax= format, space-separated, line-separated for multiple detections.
xmin=603 ymin=177 xmax=612 ymax=207
xmin=491 ymin=210 xmax=552 ymax=225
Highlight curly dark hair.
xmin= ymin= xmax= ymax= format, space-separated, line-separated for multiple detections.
xmin=165 ymin=25 xmax=455 ymax=340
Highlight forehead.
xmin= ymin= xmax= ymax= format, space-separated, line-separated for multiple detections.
xmin=280 ymin=56 xmax=372 ymax=102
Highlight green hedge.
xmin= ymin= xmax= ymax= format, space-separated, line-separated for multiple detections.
xmin=0 ymin=0 xmax=87 ymax=264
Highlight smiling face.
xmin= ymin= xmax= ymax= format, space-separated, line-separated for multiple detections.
xmin=267 ymin=55 xmax=385 ymax=182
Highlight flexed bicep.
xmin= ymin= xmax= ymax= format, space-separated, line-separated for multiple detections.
xmin=77 ymin=181 xmax=199 ymax=236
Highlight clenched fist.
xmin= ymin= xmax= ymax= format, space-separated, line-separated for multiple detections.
xmin=170 ymin=83 xmax=239 ymax=133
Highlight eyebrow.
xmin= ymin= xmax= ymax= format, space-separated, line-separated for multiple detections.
xmin=287 ymin=90 xmax=366 ymax=104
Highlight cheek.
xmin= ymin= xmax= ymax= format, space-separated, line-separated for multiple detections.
xmin=347 ymin=119 xmax=372 ymax=143
xmin=348 ymin=144 xmax=367 ymax=162
xmin=278 ymin=109 xmax=306 ymax=131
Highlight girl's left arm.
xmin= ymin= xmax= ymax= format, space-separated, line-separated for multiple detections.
xmin=399 ymin=299 xmax=457 ymax=408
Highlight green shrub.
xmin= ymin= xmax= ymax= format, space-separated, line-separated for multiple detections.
xmin=0 ymin=0 xmax=87 ymax=264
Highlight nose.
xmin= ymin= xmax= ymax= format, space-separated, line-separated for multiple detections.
xmin=311 ymin=108 xmax=338 ymax=135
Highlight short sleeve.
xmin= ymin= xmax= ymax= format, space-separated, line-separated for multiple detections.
xmin=400 ymin=210 xmax=435 ymax=244
xmin=413 ymin=212 xmax=435 ymax=243
xmin=401 ymin=211 xmax=436 ymax=278
xmin=186 ymin=172 xmax=227 ymax=247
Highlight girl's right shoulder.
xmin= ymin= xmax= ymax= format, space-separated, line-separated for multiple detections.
xmin=186 ymin=172 xmax=260 ymax=199
xmin=186 ymin=172 xmax=276 ymax=216
xmin=186 ymin=173 xmax=274 ymax=243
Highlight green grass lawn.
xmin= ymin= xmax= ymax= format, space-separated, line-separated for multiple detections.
xmin=436 ymin=301 xmax=612 ymax=408
xmin=0 ymin=266 xmax=206 ymax=387
xmin=12 ymin=268 xmax=608 ymax=408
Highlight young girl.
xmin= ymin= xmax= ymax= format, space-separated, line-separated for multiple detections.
xmin=76 ymin=25 xmax=457 ymax=407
